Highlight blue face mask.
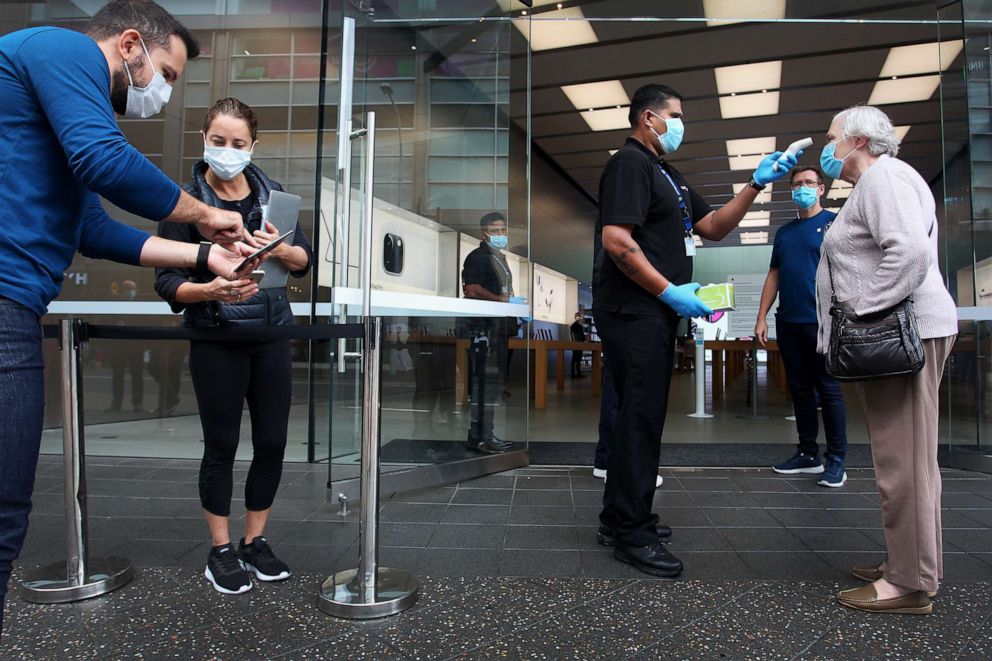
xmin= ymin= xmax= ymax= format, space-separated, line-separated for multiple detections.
xmin=792 ymin=186 xmax=818 ymax=210
xmin=488 ymin=235 xmax=508 ymax=250
xmin=820 ymin=139 xmax=855 ymax=180
xmin=648 ymin=112 xmax=684 ymax=155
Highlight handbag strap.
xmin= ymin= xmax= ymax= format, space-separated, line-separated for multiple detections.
xmin=824 ymin=218 xmax=934 ymax=306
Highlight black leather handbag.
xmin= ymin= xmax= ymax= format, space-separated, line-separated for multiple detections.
xmin=823 ymin=223 xmax=931 ymax=382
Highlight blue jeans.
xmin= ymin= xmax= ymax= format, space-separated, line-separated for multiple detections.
xmin=0 ymin=297 xmax=45 ymax=635
xmin=776 ymin=319 xmax=848 ymax=460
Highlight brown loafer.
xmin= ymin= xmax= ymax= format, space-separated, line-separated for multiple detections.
xmin=851 ymin=563 xmax=937 ymax=598
xmin=837 ymin=584 xmax=932 ymax=615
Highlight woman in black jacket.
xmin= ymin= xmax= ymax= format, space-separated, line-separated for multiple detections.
xmin=155 ymin=98 xmax=312 ymax=595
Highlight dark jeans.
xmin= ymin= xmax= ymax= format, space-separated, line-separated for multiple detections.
xmin=593 ymin=355 xmax=619 ymax=470
xmin=594 ymin=308 xmax=679 ymax=547
xmin=571 ymin=350 xmax=584 ymax=376
xmin=467 ymin=332 xmax=507 ymax=442
xmin=189 ymin=340 xmax=292 ymax=517
xmin=776 ymin=320 xmax=848 ymax=460
xmin=0 ymin=297 xmax=45 ymax=636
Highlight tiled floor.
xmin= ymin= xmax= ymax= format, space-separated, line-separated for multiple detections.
xmin=4 ymin=457 xmax=992 ymax=659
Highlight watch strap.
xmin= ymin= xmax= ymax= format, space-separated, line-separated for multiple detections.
xmin=196 ymin=242 xmax=212 ymax=279
xmin=747 ymin=176 xmax=767 ymax=192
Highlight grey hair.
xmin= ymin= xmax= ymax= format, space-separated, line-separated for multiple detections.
xmin=833 ymin=105 xmax=900 ymax=157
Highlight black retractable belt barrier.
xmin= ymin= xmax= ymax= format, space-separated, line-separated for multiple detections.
xmin=24 ymin=319 xmax=362 ymax=604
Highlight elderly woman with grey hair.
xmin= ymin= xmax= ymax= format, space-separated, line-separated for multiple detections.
xmin=814 ymin=105 xmax=957 ymax=615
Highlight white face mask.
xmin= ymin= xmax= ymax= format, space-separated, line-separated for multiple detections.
xmin=123 ymin=37 xmax=172 ymax=119
xmin=204 ymin=144 xmax=254 ymax=180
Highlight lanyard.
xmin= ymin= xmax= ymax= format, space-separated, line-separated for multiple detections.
xmin=657 ymin=164 xmax=693 ymax=236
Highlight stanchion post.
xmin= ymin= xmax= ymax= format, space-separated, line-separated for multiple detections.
xmin=687 ymin=324 xmax=712 ymax=419
xmin=22 ymin=319 xmax=133 ymax=604
xmin=318 ymin=111 xmax=418 ymax=619
xmin=737 ymin=343 xmax=768 ymax=420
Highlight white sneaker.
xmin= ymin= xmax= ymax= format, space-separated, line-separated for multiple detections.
xmin=655 ymin=475 xmax=664 ymax=488
xmin=596 ymin=469 xmax=663 ymax=489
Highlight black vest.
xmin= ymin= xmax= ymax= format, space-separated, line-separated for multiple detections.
xmin=181 ymin=162 xmax=294 ymax=329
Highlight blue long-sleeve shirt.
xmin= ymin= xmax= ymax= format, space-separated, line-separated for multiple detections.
xmin=0 ymin=27 xmax=182 ymax=317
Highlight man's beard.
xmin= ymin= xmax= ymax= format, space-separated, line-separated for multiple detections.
xmin=109 ymin=56 xmax=145 ymax=116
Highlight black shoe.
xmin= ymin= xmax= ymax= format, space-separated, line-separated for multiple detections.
xmin=597 ymin=525 xmax=672 ymax=547
xmin=613 ymin=541 xmax=683 ymax=578
xmin=466 ymin=437 xmax=514 ymax=454
xmin=204 ymin=543 xmax=253 ymax=594
xmin=239 ymin=536 xmax=291 ymax=581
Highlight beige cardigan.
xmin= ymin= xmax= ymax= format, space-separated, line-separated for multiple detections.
xmin=814 ymin=155 xmax=957 ymax=354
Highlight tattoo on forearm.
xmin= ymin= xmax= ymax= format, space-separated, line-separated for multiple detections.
xmin=611 ymin=247 xmax=640 ymax=277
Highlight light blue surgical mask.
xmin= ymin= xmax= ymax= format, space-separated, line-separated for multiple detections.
xmin=123 ymin=37 xmax=172 ymax=119
xmin=820 ymin=138 xmax=856 ymax=180
xmin=647 ymin=111 xmax=684 ymax=155
xmin=204 ymin=144 xmax=254 ymax=180
xmin=792 ymin=186 xmax=818 ymax=209
xmin=487 ymin=235 xmax=508 ymax=250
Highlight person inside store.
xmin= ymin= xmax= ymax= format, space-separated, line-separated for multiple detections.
xmin=155 ymin=97 xmax=313 ymax=595
xmin=569 ymin=311 xmax=586 ymax=377
xmin=814 ymin=105 xmax=956 ymax=615
xmin=461 ymin=212 xmax=524 ymax=454
xmin=592 ymin=83 xmax=800 ymax=577
xmin=105 ymin=280 xmax=146 ymax=414
xmin=755 ymin=166 xmax=849 ymax=487
xmin=0 ymin=0 xmax=257 ymax=635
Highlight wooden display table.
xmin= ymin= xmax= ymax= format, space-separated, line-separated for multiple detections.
xmin=705 ymin=339 xmax=788 ymax=401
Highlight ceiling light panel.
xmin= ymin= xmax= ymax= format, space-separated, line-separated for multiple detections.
xmin=561 ymin=80 xmax=629 ymax=111
xmin=703 ymin=0 xmax=786 ymax=27
xmin=733 ymin=182 xmax=772 ymax=204
xmin=608 ymin=149 xmax=618 ymax=156
xmin=895 ymin=125 xmax=911 ymax=141
xmin=579 ymin=107 xmax=630 ymax=132
xmin=739 ymin=211 xmax=770 ymax=228
xmin=728 ymin=154 xmax=766 ymax=171
xmin=867 ymin=75 xmax=940 ymax=105
xmin=827 ymin=180 xmax=853 ymax=200
xmin=714 ymin=61 xmax=782 ymax=95
xmin=741 ymin=231 xmax=769 ymax=245
xmin=512 ymin=7 xmax=599 ymax=52
xmin=725 ymin=137 xmax=777 ymax=157
xmin=878 ymin=41 xmax=965 ymax=77
xmin=719 ymin=91 xmax=780 ymax=119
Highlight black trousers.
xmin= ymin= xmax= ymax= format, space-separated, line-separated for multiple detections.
xmin=594 ymin=308 xmax=679 ymax=547
xmin=467 ymin=332 xmax=507 ymax=442
xmin=571 ymin=350 xmax=584 ymax=376
xmin=593 ymin=354 xmax=619 ymax=470
xmin=775 ymin=320 xmax=848 ymax=460
xmin=189 ymin=340 xmax=292 ymax=517
xmin=108 ymin=344 xmax=143 ymax=408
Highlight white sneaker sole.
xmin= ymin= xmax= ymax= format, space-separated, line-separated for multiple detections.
xmin=772 ymin=465 xmax=825 ymax=475
xmin=592 ymin=468 xmax=607 ymax=479
xmin=818 ymin=472 xmax=847 ymax=488
xmin=597 ymin=470 xmax=663 ymax=488
xmin=244 ymin=562 xmax=291 ymax=582
xmin=204 ymin=566 xmax=253 ymax=595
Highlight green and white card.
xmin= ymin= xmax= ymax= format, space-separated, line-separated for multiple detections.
xmin=696 ymin=283 xmax=735 ymax=312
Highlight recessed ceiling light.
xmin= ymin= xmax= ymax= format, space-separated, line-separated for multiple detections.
xmin=512 ymin=6 xmax=599 ymax=51
xmin=733 ymin=182 xmax=772 ymax=204
xmin=726 ymin=137 xmax=776 ymax=157
xmin=714 ymin=61 xmax=782 ymax=95
xmin=739 ymin=211 xmax=770 ymax=228
xmin=720 ymin=91 xmax=780 ymax=119
xmin=867 ymin=75 xmax=940 ymax=105
xmin=827 ymin=180 xmax=853 ymax=200
xmin=579 ymin=107 xmax=630 ymax=131
xmin=410 ymin=45 xmax=417 ymax=50
xmin=703 ymin=0 xmax=786 ymax=27
xmin=878 ymin=40 xmax=965 ymax=77
xmin=560 ymin=80 xmax=629 ymax=111
xmin=741 ymin=231 xmax=769 ymax=245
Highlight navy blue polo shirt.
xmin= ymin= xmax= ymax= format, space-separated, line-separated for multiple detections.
xmin=769 ymin=209 xmax=836 ymax=323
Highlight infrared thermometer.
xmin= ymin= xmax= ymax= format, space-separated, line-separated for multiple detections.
xmin=774 ymin=137 xmax=813 ymax=171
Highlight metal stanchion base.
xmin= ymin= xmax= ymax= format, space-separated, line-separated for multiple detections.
xmin=317 ymin=567 xmax=418 ymax=619
xmin=687 ymin=412 xmax=714 ymax=419
xmin=21 ymin=556 xmax=133 ymax=604
xmin=785 ymin=415 xmax=797 ymax=421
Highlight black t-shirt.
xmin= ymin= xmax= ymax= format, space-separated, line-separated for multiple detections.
xmin=570 ymin=321 xmax=586 ymax=342
xmin=462 ymin=242 xmax=514 ymax=298
xmin=592 ymin=138 xmax=712 ymax=316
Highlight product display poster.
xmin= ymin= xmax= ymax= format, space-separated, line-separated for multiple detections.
xmin=726 ymin=273 xmax=776 ymax=339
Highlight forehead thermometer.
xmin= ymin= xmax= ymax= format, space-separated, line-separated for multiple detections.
xmin=774 ymin=137 xmax=813 ymax=171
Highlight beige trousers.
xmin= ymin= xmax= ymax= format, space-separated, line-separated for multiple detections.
xmin=855 ymin=336 xmax=955 ymax=593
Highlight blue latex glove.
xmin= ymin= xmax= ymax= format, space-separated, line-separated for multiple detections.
xmin=752 ymin=150 xmax=801 ymax=186
xmin=658 ymin=282 xmax=713 ymax=319
xmin=508 ymin=296 xmax=527 ymax=305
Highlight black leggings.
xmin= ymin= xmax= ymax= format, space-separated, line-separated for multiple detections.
xmin=189 ymin=340 xmax=292 ymax=517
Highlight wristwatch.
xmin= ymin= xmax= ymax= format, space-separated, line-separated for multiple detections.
xmin=196 ymin=242 xmax=212 ymax=279
xmin=747 ymin=177 xmax=768 ymax=193
xmin=747 ymin=176 xmax=766 ymax=192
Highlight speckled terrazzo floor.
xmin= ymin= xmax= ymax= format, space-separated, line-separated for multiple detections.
xmin=3 ymin=458 xmax=992 ymax=659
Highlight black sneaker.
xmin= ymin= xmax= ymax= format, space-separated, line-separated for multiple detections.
xmin=239 ymin=536 xmax=291 ymax=582
xmin=204 ymin=543 xmax=252 ymax=595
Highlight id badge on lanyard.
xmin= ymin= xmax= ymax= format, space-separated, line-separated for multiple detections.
xmin=658 ymin=164 xmax=695 ymax=256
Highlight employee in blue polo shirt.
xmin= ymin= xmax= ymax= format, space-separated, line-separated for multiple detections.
xmin=0 ymin=1 xmax=257 ymax=634
xmin=755 ymin=166 xmax=849 ymax=487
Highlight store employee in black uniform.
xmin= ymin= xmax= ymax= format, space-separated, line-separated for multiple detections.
xmin=593 ymin=84 xmax=801 ymax=577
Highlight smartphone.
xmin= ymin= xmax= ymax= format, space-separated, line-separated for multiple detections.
xmin=235 ymin=229 xmax=294 ymax=272
xmin=247 ymin=270 xmax=265 ymax=285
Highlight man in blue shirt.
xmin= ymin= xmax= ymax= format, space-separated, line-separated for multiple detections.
xmin=755 ymin=166 xmax=848 ymax=487
xmin=0 ymin=1 xmax=257 ymax=631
